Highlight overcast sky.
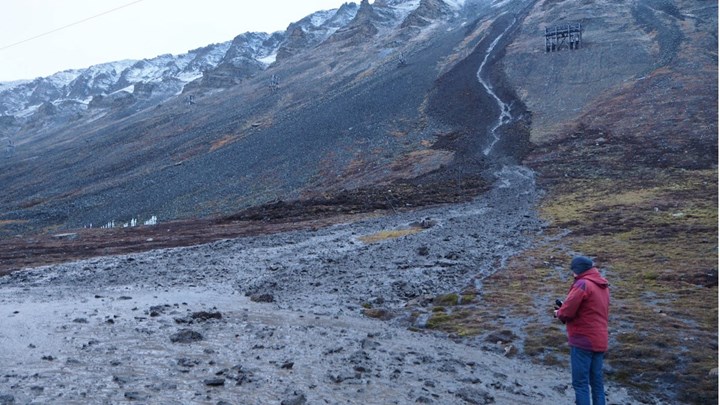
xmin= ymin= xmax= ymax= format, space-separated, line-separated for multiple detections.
xmin=0 ymin=0 xmax=355 ymax=82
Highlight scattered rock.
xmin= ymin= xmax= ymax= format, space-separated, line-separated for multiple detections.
xmin=362 ymin=308 xmax=394 ymax=320
xmin=124 ymin=391 xmax=148 ymax=401
xmin=227 ymin=364 xmax=252 ymax=385
xmin=281 ymin=392 xmax=307 ymax=405
xmin=72 ymin=317 xmax=88 ymax=323
xmin=456 ymin=387 xmax=494 ymax=404
xmin=250 ymin=293 xmax=274 ymax=303
xmin=191 ymin=311 xmax=222 ymax=321
xmin=329 ymin=372 xmax=361 ymax=383
xmin=484 ymin=329 xmax=518 ymax=344
xmin=170 ymin=329 xmax=204 ymax=343
xmin=118 ymin=296 xmax=133 ymax=300
xmin=438 ymin=361 xmax=457 ymax=373
xmin=444 ymin=252 xmax=461 ymax=260
xmin=503 ymin=344 xmax=516 ymax=357
xmin=178 ymin=358 xmax=201 ymax=368
xmin=281 ymin=361 xmax=294 ymax=370
xmin=203 ymin=378 xmax=225 ymax=386
xmin=41 ymin=355 xmax=54 ymax=361
xmin=552 ymin=384 xmax=568 ymax=393
xmin=417 ymin=246 xmax=430 ymax=256
xmin=0 ymin=394 xmax=14 ymax=405
xmin=113 ymin=375 xmax=131 ymax=385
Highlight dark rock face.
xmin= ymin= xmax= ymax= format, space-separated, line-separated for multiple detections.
xmin=194 ymin=32 xmax=271 ymax=88
xmin=67 ymin=70 xmax=119 ymax=100
xmin=250 ymin=294 xmax=275 ymax=303
xmin=327 ymin=0 xmax=381 ymax=44
xmin=0 ymin=115 xmax=17 ymax=128
xmin=27 ymin=79 xmax=63 ymax=106
xmin=276 ymin=26 xmax=311 ymax=61
xmin=274 ymin=5 xmax=356 ymax=62
xmin=133 ymin=82 xmax=156 ymax=98
xmin=401 ymin=0 xmax=451 ymax=28
xmin=87 ymin=91 xmax=136 ymax=109
xmin=199 ymin=61 xmax=263 ymax=88
xmin=35 ymin=102 xmax=57 ymax=117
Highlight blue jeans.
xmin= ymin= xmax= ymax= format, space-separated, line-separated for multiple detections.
xmin=570 ymin=346 xmax=606 ymax=405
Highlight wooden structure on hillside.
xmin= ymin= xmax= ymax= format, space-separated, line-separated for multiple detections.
xmin=545 ymin=23 xmax=582 ymax=52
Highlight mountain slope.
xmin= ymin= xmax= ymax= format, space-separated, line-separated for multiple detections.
xmin=0 ymin=0 xmax=716 ymax=402
xmin=0 ymin=0 xmax=503 ymax=234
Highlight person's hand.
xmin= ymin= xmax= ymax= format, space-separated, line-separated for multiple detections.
xmin=553 ymin=309 xmax=559 ymax=318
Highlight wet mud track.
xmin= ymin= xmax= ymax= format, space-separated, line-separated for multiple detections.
xmin=0 ymin=167 xmax=640 ymax=404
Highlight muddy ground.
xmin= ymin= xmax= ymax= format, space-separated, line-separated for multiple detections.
xmin=0 ymin=166 xmax=642 ymax=404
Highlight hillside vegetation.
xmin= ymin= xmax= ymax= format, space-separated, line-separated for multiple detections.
xmin=424 ymin=0 xmax=718 ymax=403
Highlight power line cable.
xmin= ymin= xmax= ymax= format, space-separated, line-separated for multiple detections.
xmin=0 ymin=0 xmax=145 ymax=52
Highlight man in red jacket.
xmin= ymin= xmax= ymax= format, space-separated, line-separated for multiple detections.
xmin=555 ymin=256 xmax=610 ymax=405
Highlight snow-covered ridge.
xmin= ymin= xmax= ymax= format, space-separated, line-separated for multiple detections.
xmin=0 ymin=0 xmax=448 ymax=118
xmin=443 ymin=0 xmax=467 ymax=10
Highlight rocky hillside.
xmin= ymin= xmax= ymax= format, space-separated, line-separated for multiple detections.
xmin=0 ymin=6 xmax=359 ymax=119
xmin=0 ymin=0 xmax=479 ymax=235
xmin=0 ymin=0 xmax=716 ymax=403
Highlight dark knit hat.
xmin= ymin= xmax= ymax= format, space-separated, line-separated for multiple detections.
xmin=570 ymin=256 xmax=594 ymax=274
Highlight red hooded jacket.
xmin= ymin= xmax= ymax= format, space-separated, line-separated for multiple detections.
xmin=556 ymin=268 xmax=610 ymax=352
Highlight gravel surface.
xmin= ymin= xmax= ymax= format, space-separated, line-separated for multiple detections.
xmin=0 ymin=166 xmax=640 ymax=404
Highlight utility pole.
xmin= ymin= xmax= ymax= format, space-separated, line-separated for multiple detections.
xmin=269 ymin=74 xmax=280 ymax=92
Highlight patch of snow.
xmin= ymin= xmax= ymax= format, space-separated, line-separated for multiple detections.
xmin=310 ymin=9 xmax=336 ymax=27
xmin=46 ymin=70 xmax=84 ymax=88
xmin=491 ymin=0 xmax=512 ymax=8
xmin=15 ymin=104 xmax=40 ymax=118
xmin=85 ymin=110 xmax=108 ymax=123
xmin=176 ymin=71 xmax=203 ymax=83
xmin=258 ymin=53 xmax=278 ymax=65
xmin=443 ymin=0 xmax=466 ymax=9
xmin=386 ymin=0 xmax=421 ymax=22
xmin=123 ymin=63 xmax=171 ymax=83
xmin=0 ymin=79 xmax=31 ymax=90
xmin=86 ymin=60 xmax=137 ymax=77
xmin=112 ymin=85 xmax=135 ymax=95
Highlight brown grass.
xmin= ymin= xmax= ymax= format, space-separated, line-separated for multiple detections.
xmin=358 ymin=228 xmax=423 ymax=244
xmin=209 ymin=135 xmax=236 ymax=152
xmin=420 ymin=166 xmax=717 ymax=403
xmin=492 ymin=168 xmax=718 ymax=403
